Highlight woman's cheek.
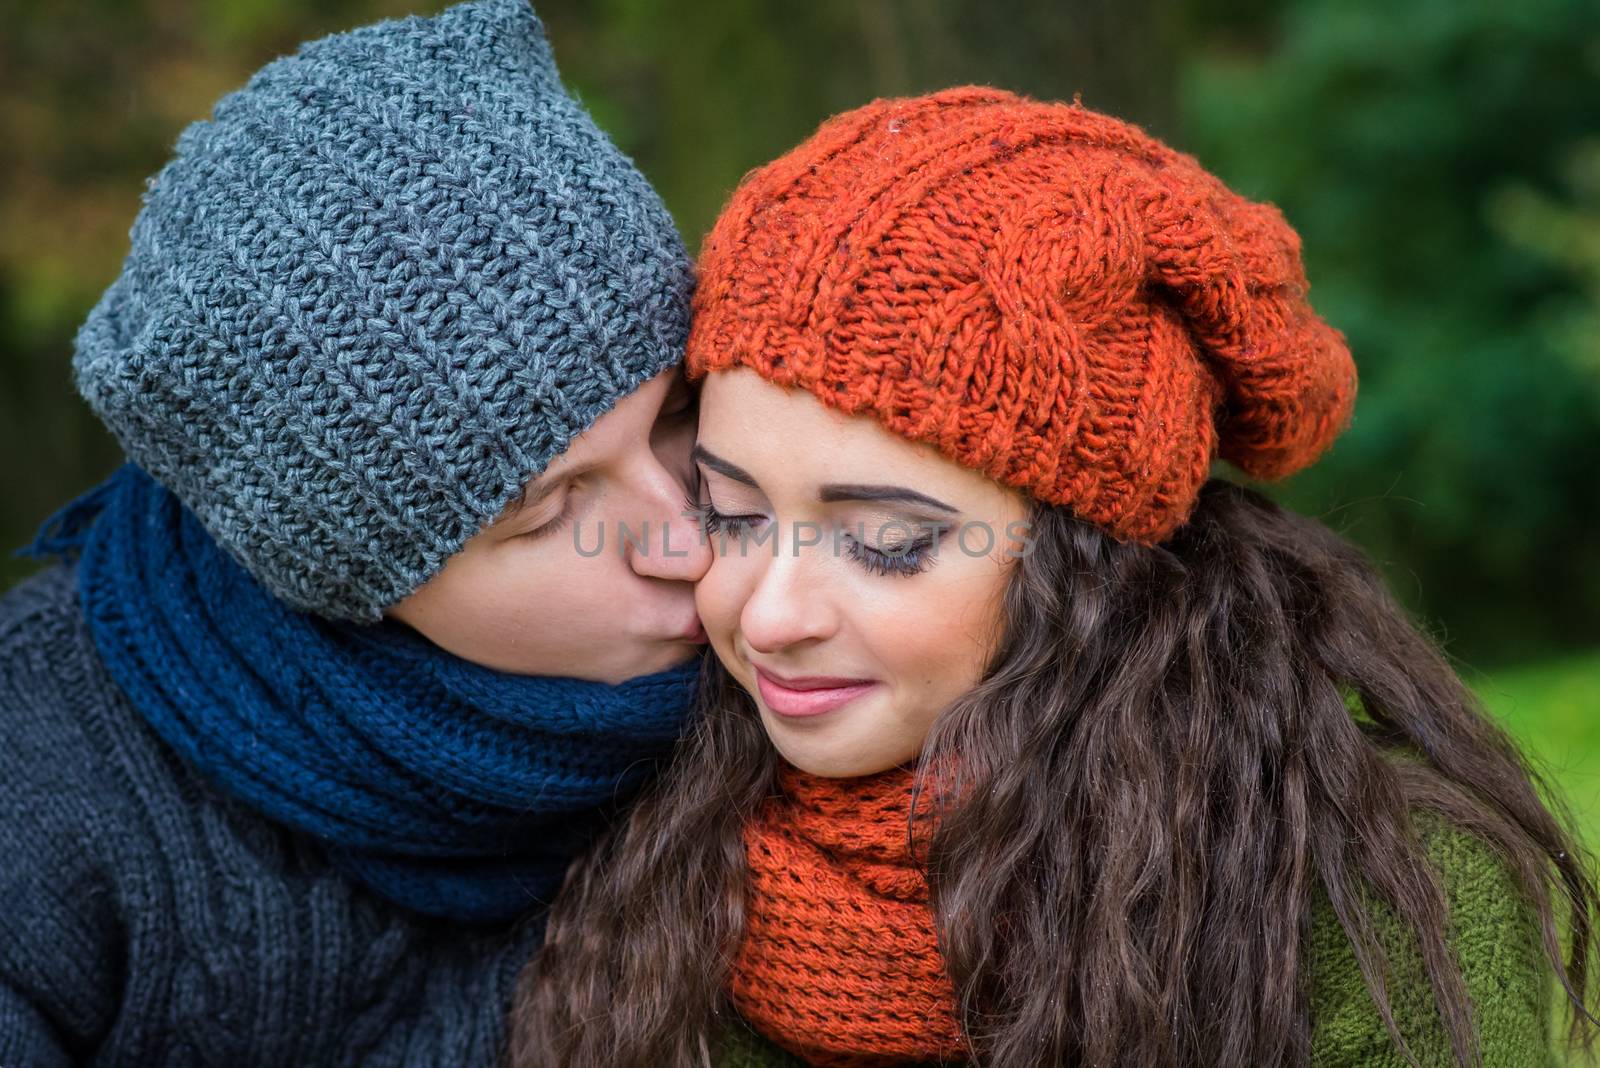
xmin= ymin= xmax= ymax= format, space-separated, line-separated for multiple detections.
xmin=874 ymin=566 xmax=1000 ymax=713
xmin=693 ymin=556 xmax=747 ymax=649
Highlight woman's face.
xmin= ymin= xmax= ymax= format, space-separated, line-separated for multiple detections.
xmin=693 ymin=368 xmax=1031 ymax=778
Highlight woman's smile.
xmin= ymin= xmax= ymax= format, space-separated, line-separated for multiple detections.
xmin=751 ymin=664 xmax=880 ymax=719
xmin=692 ymin=368 xmax=1028 ymax=775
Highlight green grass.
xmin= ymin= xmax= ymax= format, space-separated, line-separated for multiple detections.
xmin=1472 ymin=649 xmax=1600 ymax=1065
xmin=1477 ymin=648 xmax=1600 ymax=851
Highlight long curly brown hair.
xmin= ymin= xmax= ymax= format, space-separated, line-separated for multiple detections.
xmin=509 ymin=479 xmax=1599 ymax=1067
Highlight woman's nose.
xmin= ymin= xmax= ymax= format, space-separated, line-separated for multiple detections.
xmin=738 ymin=547 xmax=837 ymax=654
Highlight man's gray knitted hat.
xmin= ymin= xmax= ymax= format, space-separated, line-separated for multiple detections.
xmin=72 ymin=0 xmax=692 ymax=622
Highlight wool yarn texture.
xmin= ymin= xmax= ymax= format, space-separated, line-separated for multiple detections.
xmin=685 ymin=87 xmax=1357 ymax=544
xmin=730 ymin=762 xmax=967 ymax=1067
xmin=70 ymin=0 xmax=693 ymax=621
xmin=716 ymin=803 xmax=1559 ymax=1068
xmin=0 ymin=564 xmax=549 ymax=1065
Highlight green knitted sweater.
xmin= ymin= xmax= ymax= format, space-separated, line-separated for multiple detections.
xmin=715 ymin=812 xmax=1561 ymax=1067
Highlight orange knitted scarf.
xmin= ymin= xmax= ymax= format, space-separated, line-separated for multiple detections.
xmin=729 ymin=762 xmax=967 ymax=1066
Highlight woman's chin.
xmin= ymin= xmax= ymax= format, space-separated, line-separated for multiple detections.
xmin=764 ymin=722 xmax=911 ymax=780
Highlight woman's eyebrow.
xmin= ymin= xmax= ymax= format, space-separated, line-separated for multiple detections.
xmin=694 ymin=444 xmax=957 ymax=514
xmin=818 ymin=484 xmax=957 ymax=514
xmin=691 ymin=444 xmax=759 ymax=487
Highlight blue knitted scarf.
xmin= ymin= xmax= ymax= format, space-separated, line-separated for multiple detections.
xmin=28 ymin=463 xmax=702 ymax=926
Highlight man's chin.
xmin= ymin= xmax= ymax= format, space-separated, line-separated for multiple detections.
xmin=581 ymin=641 xmax=707 ymax=686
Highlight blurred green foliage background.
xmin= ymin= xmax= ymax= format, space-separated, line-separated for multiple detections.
xmin=5 ymin=0 xmax=1598 ymax=659
xmin=2 ymin=0 xmax=1598 ymax=1043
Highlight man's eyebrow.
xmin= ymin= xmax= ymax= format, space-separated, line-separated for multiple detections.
xmin=501 ymin=475 xmax=564 ymax=519
xmin=691 ymin=444 xmax=758 ymax=487
xmin=818 ymin=484 xmax=958 ymax=514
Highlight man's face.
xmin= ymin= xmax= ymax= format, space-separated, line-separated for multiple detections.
xmin=387 ymin=368 xmax=712 ymax=684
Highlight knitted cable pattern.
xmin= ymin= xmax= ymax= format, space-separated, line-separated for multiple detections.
xmin=721 ymin=783 xmax=1558 ymax=1068
xmin=731 ymin=763 xmax=967 ymax=1067
xmin=685 ymin=87 xmax=1356 ymax=544
xmin=71 ymin=0 xmax=693 ymax=620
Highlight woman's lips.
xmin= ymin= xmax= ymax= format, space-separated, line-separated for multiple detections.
xmin=753 ymin=666 xmax=878 ymax=719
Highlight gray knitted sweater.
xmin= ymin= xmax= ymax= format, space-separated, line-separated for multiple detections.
xmin=0 ymin=563 xmax=539 ymax=1066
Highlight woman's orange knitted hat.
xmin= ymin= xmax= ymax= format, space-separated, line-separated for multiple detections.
xmin=685 ymin=87 xmax=1357 ymax=544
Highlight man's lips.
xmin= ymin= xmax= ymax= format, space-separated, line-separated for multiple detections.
xmin=753 ymin=665 xmax=878 ymax=718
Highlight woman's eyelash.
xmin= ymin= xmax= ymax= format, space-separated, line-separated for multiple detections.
xmin=686 ymin=489 xmax=937 ymax=578
xmin=842 ymin=533 xmax=937 ymax=577
xmin=690 ymin=498 xmax=763 ymax=538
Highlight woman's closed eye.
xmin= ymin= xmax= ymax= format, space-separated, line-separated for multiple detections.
xmin=690 ymin=496 xmax=766 ymax=538
xmin=692 ymin=494 xmax=939 ymax=577
xmin=839 ymin=527 xmax=938 ymax=577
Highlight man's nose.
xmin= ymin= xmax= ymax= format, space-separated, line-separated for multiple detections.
xmin=624 ymin=481 xmax=712 ymax=583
